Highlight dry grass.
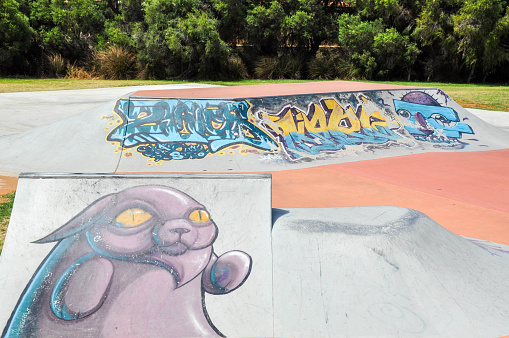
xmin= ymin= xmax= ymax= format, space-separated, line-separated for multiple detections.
xmin=96 ymin=46 xmax=138 ymax=80
xmin=65 ymin=64 xmax=97 ymax=79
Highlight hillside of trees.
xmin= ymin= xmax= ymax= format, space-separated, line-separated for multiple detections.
xmin=1 ymin=0 xmax=508 ymax=82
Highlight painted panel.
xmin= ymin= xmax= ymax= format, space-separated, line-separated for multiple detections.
xmin=0 ymin=174 xmax=273 ymax=337
xmin=103 ymin=89 xmax=477 ymax=165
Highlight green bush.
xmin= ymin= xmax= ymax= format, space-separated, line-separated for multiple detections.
xmin=308 ymin=49 xmax=350 ymax=80
xmin=136 ymin=0 xmax=231 ymax=79
xmin=225 ymin=55 xmax=249 ymax=80
xmin=255 ymin=55 xmax=306 ymax=79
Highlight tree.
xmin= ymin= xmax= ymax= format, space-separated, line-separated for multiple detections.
xmin=246 ymin=0 xmax=284 ymax=55
xmin=136 ymin=0 xmax=230 ymax=78
xmin=0 ymin=0 xmax=34 ymax=75
xmin=337 ymin=13 xmax=419 ymax=79
xmin=210 ymin=0 xmax=249 ymax=46
xmin=412 ymin=0 xmax=464 ymax=81
xmin=30 ymin=0 xmax=106 ymax=63
xmin=453 ymin=0 xmax=508 ymax=82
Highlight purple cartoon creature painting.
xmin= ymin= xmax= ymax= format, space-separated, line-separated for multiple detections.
xmin=3 ymin=186 xmax=252 ymax=337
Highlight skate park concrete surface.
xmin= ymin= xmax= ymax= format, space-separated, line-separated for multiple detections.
xmin=1 ymin=81 xmax=509 ymax=337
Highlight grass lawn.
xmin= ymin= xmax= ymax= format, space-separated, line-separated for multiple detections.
xmin=0 ymin=78 xmax=507 ymax=111
xmin=0 ymin=192 xmax=15 ymax=254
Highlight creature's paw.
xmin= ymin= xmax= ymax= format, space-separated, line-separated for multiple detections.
xmin=52 ymin=255 xmax=113 ymax=320
xmin=203 ymin=251 xmax=252 ymax=294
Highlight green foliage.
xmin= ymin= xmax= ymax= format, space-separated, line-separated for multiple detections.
xmin=246 ymin=1 xmax=284 ymax=55
xmin=412 ymin=0 xmax=463 ymax=81
xmin=308 ymin=49 xmax=355 ymax=80
xmin=30 ymin=0 xmax=105 ymax=64
xmin=453 ymin=0 xmax=508 ymax=81
xmin=165 ymin=11 xmax=230 ymax=79
xmin=483 ymin=6 xmax=509 ymax=81
xmin=225 ymin=55 xmax=249 ymax=80
xmin=136 ymin=0 xmax=231 ymax=79
xmin=0 ymin=0 xmax=34 ymax=75
xmin=1 ymin=0 xmax=509 ymax=81
xmin=211 ymin=0 xmax=248 ymax=46
xmin=337 ymin=13 xmax=420 ymax=80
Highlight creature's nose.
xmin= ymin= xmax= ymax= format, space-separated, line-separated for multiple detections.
xmin=414 ymin=112 xmax=427 ymax=127
xmin=170 ymin=228 xmax=190 ymax=236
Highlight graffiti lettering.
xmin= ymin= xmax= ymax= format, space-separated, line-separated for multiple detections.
xmin=393 ymin=91 xmax=474 ymax=149
xmin=107 ymin=99 xmax=277 ymax=161
xmin=259 ymin=96 xmax=401 ymax=160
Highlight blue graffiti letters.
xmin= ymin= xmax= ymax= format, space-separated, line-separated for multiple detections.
xmin=107 ymin=99 xmax=278 ymax=161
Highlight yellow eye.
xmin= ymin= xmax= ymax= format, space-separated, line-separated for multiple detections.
xmin=189 ymin=209 xmax=210 ymax=223
xmin=115 ymin=208 xmax=152 ymax=228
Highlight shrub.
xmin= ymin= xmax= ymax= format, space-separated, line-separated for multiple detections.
xmin=0 ymin=0 xmax=34 ymax=75
xmin=254 ymin=55 xmax=306 ymax=79
xmin=97 ymin=46 xmax=138 ymax=79
xmin=65 ymin=64 xmax=95 ymax=79
xmin=225 ymin=55 xmax=249 ymax=80
xmin=308 ymin=49 xmax=359 ymax=80
xmin=46 ymin=53 xmax=67 ymax=78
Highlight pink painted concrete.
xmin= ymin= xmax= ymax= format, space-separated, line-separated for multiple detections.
xmin=270 ymin=149 xmax=509 ymax=245
xmin=132 ymin=81 xmax=418 ymax=99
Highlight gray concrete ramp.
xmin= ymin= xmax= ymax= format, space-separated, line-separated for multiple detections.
xmin=0 ymin=173 xmax=273 ymax=337
xmin=1 ymin=83 xmax=509 ymax=174
xmin=272 ymin=207 xmax=509 ymax=337
xmin=0 ymin=100 xmax=123 ymax=173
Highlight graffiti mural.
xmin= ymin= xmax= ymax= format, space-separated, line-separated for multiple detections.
xmin=106 ymin=99 xmax=278 ymax=161
xmin=393 ymin=92 xmax=474 ymax=149
xmin=3 ymin=186 xmax=252 ymax=337
xmin=103 ymin=89 xmax=476 ymax=164
xmin=257 ymin=95 xmax=402 ymax=160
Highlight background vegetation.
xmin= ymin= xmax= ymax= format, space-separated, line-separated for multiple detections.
xmin=0 ymin=192 xmax=15 ymax=254
xmin=1 ymin=0 xmax=508 ymax=82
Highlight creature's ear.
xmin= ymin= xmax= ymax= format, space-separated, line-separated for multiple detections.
xmin=33 ymin=193 xmax=118 ymax=244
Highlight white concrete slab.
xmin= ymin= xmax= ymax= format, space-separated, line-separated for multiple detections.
xmin=0 ymin=173 xmax=272 ymax=337
xmin=0 ymin=84 xmax=220 ymax=137
xmin=272 ymin=207 xmax=509 ymax=337
xmin=467 ymin=108 xmax=509 ymax=130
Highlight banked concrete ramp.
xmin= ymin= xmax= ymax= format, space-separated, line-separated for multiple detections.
xmin=1 ymin=174 xmax=509 ymax=337
xmin=0 ymin=81 xmax=508 ymax=173
xmin=272 ymin=207 xmax=509 ymax=337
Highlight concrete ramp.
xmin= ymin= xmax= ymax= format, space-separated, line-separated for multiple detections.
xmin=0 ymin=100 xmax=123 ymax=173
xmin=1 ymin=81 xmax=508 ymax=174
xmin=272 ymin=207 xmax=509 ymax=337
xmin=0 ymin=173 xmax=273 ymax=337
xmin=113 ymin=85 xmax=509 ymax=173
xmin=3 ymin=176 xmax=509 ymax=337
